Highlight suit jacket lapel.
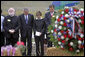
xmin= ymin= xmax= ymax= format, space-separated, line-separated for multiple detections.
xmin=28 ymin=14 xmax=30 ymax=23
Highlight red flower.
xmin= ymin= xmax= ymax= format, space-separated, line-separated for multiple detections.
xmin=54 ymin=29 xmax=56 ymax=32
xmin=69 ymin=47 xmax=73 ymax=51
xmin=17 ymin=41 xmax=24 ymax=46
xmin=64 ymin=34 xmax=67 ymax=39
xmin=78 ymin=38 xmax=82 ymax=40
xmin=60 ymin=14 xmax=63 ymax=17
xmin=65 ymin=9 xmax=69 ymax=13
xmin=81 ymin=20 xmax=84 ymax=24
xmin=58 ymin=38 xmax=61 ymax=41
xmin=68 ymin=43 xmax=71 ymax=47
xmin=74 ymin=9 xmax=78 ymax=12
xmin=68 ymin=35 xmax=72 ymax=39
xmin=64 ymin=17 xmax=66 ymax=20
xmin=80 ymin=16 xmax=84 ymax=20
xmin=57 ymin=18 xmax=60 ymax=22
xmin=63 ymin=23 xmax=67 ymax=26
xmin=81 ymin=11 xmax=84 ymax=14
xmin=21 ymin=42 xmax=24 ymax=46
xmin=62 ymin=40 xmax=65 ymax=44
xmin=80 ymin=31 xmax=84 ymax=34
xmin=81 ymin=45 xmax=84 ymax=48
xmin=17 ymin=41 xmax=20 ymax=45
xmin=61 ymin=30 xmax=64 ymax=33
xmin=82 ymin=38 xmax=84 ymax=40
xmin=66 ymin=30 xmax=69 ymax=33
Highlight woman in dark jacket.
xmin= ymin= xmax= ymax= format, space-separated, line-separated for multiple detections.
xmin=33 ymin=11 xmax=46 ymax=56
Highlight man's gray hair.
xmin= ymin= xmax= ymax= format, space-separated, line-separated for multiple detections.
xmin=8 ymin=8 xmax=15 ymax=12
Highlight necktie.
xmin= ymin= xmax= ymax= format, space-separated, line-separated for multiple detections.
xmin=26 ymin=15 xmax=28 ymax=24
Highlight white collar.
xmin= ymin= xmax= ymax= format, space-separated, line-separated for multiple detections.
xmin=36 ymin=17 xmax=43 ymax=20
xmin=50 ymin=12 xmax=54 ymax=14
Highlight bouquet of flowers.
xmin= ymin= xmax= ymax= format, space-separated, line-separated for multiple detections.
xmin=1 ymin=45 xmax=22 ymax=56
xmin=15 ymin=41 xmax=26 ymax=54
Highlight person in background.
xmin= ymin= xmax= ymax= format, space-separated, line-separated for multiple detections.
xmin=45 ymin=4 xmax=57 ymax=47
xmin=3 ymin=8 xmax=20 ymax=46
xmin=19 ymin=8 xmax=34 ymax=56
xmin=33 ymin=11 xmax=46 ymax=56
xmin=1 ymin=9 xmax=5 ymax=47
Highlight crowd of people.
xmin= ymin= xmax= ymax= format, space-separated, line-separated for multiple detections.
xmin=1 ymin=4 xmax=56 ymax=56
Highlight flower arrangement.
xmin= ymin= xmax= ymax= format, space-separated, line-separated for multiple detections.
xmin=1 ymin=45 xmax=22 ymax=56
xmin=15 ymin=41 xmax=26 ymax=54
xmin=48 ymin=7 xmax=84 ymax=53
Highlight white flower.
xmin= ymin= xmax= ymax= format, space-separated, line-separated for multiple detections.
xmin=52 ymin=15 xmax=55 ymax=17
xmin=61 ymin=17 xmax=64 ymax=20
xmin=70 ymin=42 xmax=74 ymax=46
xmin=51 ymin=30 xmax=54 ymax=33
xmin=58 ymin=32 xmax=62 ymax=35
xmin=65 ymin=14 xmax=69 ymax=18
xmin=77 ymin=11 xmax=81 ymax=14
xmin=78 ymin=19 xmax=81 ymax=23
xmin=66 ymin=38 xmax=69 ymax=41
xmin=70 ymin=17 xmax=73 ymax=20
xmin=60 ymin=21 xmax=64 ymax=25
xmin=74 ymin=11 xmax=77 ymax=14
xmin=55 ymin=21 xmax=58 ymax=24
xmin=64 ymin=27 xmax=66 ymax=30
xmin=80 ymin=34 xmax=84 ymax=38
xmin=61 ymin=11 xmax=64 ymax=14
xmin=56 ymin=15 xmax=59 ymax=19
xmin=58 ymin=41 xmax=61 ymax=45
xmin=80 ymin=8 xmax=84 ymax=11
xmin=55 ymin=24 xmax=58 ymax=28
xmin=66 ymin=19 xmax=70 ymax=23
xmin=76 ymin=50 xmax=80 ymax=53
xmin=61 ymin=36 xmax=64 ymax=40
xmin=78 ymin=40 xmax=82 ymax=44
xmin=79 ymin=15 xmax=82 ymax=18
xmin=64 ymin=6 xmax=69 ymax=9
xmin=60 ymin=45 xmax=63 ymax=48
xmin=58 ymin=26 xmax=62 ymax=30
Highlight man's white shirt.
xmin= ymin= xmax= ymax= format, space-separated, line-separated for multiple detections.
xmin=1 ymin=16 xmax=4 ymax=32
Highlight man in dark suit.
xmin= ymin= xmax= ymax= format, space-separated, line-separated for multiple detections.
xmin=19 ymin=8 xmax=34 ymax=56
xmin=3 ymin=8 xmax=20 ymax=46
xmin=45 ymin=5 xmax=56 ymax=47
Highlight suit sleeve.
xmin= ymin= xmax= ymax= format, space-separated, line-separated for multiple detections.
xmin=33 ymin=20 xmax=36 ymax=32
xmin=15 ymin=17 xmax=21 ymax=31
xmin=41 ymin=19 xmax=46 ymax=34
